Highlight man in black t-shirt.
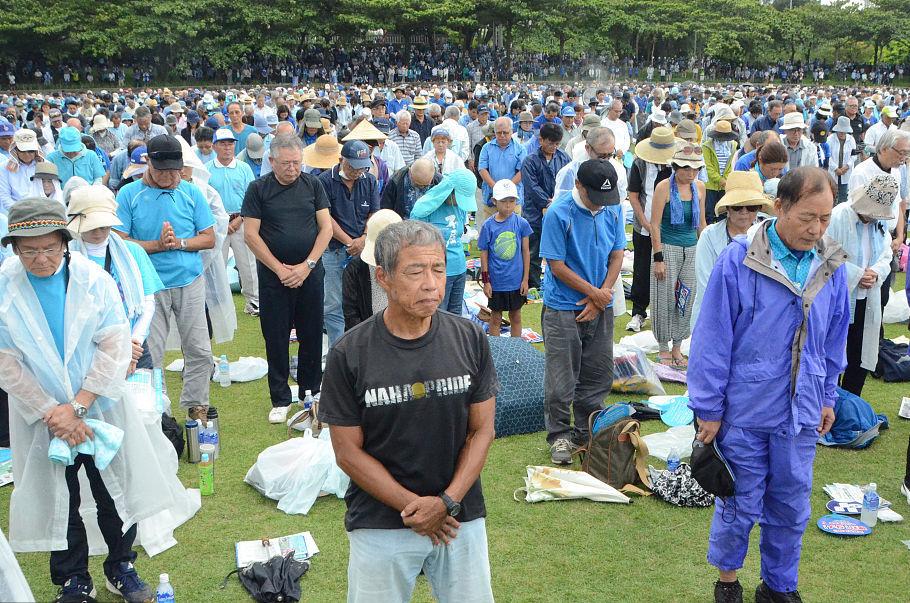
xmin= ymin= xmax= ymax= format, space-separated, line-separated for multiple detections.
xmin=242 ymin=133 xmax=333 ymax=424
xmin=320 ymin=220 xmax=498 ymax=603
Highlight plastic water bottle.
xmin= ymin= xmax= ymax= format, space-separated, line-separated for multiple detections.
xmin=199 ymin=453 xmax=214 ymax=496
xmin=302 ymin=389 xmax=314 ymax=411
xmin=218 ymin=354 xmax=231 ymax=388
xmin=206 ymin=420 xmax=219 ymax=459
xmin=861 ymin=483 xmax=879 ymax=528
xmin=667 ymin=448 xmax=681 ymax=472
xmin=156 ymin=573 xmax=175 ymax=602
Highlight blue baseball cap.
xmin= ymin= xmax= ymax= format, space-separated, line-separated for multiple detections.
xmin=58 ymin=126 xmax=83 ymax=152
xmin=0 ymin=122 xmax=15 ymax=137
xmin=373 ymin=118 xmax=391 ymax=134
xmin=340 ymin=140 xmax=372 ymax=169
xmin=561 ymin=106 xmax=576 ymax=118
xmin=186 ymin=110 xmax=200 ymax=125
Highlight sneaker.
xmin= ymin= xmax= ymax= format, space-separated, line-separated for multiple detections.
xmin=549 ymin=438 xmax=576 ymax=465
xmin=626 ymin=314 xmax=643 ymax=332
xmin=713 ymin=580 xmax=743 ymax=603
xmin=268 ymin=405 xmax=290 ymax=424
xmin=104 ymin=562 xmax=154 ymax=603
xmin=54 ymin=576 xmax=97 ymax=603
xmin=901 ymin=479 xmax=910 ymax=505
xmin=244 ymin=304 xmax=260 ymax=317
xmin=755 ymin=581 xmax=802 ymax=603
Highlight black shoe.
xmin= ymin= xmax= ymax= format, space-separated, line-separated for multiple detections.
xmin=755 ymin=581 xmax=802 ymax=603
xmin=714 ymin=579 xmax=743 ymax=603
xmin=54 ymin=576 xmax=97 ymax=603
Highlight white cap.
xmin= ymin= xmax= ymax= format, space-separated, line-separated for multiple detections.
xmin=305 ymin=390 xmax=312 ymax=396
xmin=160 ymin=573 xmax=170 ymax=583
xmin=207 ymin=421 xmax=214 ymax=428
xmin=492 ymin=179 xmax=519 ymax=201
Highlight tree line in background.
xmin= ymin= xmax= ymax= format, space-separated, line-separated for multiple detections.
xmin=2 ymin=0 xmax=910 ymax=72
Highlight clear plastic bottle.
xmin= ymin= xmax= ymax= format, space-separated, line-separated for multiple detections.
xmin=218 ymin=354 xmax=231 ymax=388
xmin=302 ymin=389 xmax=314 ymax=411
xmin=667 ymin=448 xmax=681 ymax=472
xmin=156 ymin=573 xmax=175 ymax=603
xmin=860 ymin=483 xmax=879 ymax=528
xmin=206 ymin=420 xmax=219 ymax=460
xmin=199 ymin=453 xmax=214 ymax=496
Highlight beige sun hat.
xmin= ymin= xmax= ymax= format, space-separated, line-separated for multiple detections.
xmin=302 ymin=134 xmax=342 ymax=169
xmin=343 ymin=119 xmax=388 ymax=142
xmin=669 ymin=139 xmax=706 ymax=169
xmin=849 ymin=174 xmax=899 ymax=221
xmin=90 ymin=114 xmax=114 ymax=133
xmin=714 ymin=172 xmax=774 ymax=214
xmin=362 ymin=209 xmax=402 ymax=267
xmin=634 ymin=127 xmax=679 ymax=165
xmin=66 ymin=185 xmax=122 ymax=234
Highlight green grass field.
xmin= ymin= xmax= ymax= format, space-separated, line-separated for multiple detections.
xmin=3 ymin=275 xmax=910 ymax=603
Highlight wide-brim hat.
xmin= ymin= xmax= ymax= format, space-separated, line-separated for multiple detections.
xmin=849 ymin=174 xmax=899 ymax=221
xmin=832 ymin=115 xmax=852 ymax=134
xmin=780 ymin=112 xmax=807 ymax=130
xmin=669 ymin=141 xmax=706 ymax=169
xmin=675 ymin=119 xmax=698 ymax=142
xmin=2 ymin=197 xmax=73 ymax=246
xmin=342 ymin=119 xmax=387 ymax=142
xmin=302 ymin=134 xmax=342 ymax=169
xmin=634 ymin=127 xmax=678 ymax=165
xmin=816 ymin=104 xmax=833 ymax=117
xmin=715 ymin=172 xmax=773 ymax=214
xmin=709 ymin=120 xmax=738 ymax=141
xmin=412 ymin=96 xmax=429 ymax=109
xmin=30 ymin=161 xmax=59 ymax=181
xmin=362 ymin=209 xmax=402 ymax=267
xmin=90 ymin=114 xmax=113 ymax=133
xmin=66 ymin=185 xmax=123 ymax=234
xmin=302 ymin=109 xmax=323 ymax=129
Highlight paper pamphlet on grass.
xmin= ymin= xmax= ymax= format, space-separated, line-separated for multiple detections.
xmin=235 ymin=531 xmax=319 ymax=568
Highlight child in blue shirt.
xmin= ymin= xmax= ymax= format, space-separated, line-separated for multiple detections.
xmin=478 ymin=179 xmax=532 ymax=337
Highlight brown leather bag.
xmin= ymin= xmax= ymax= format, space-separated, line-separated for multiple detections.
xmin=579 ymin=414 xmax=651 ymax=495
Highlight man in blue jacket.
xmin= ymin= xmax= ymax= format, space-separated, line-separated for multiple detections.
xmin=689 ymin=167 xmax=850 ymax=603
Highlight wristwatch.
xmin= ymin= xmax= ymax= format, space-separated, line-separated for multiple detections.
xmin=306 ymin=258 xmax=318 ymax=270
xmin=438 ymin=491 xmax=462 ymax=517
xmin=179 ymin=238 xmax=188 ymax=251
xmin=70 ymin=401 xmax=88 ymax=419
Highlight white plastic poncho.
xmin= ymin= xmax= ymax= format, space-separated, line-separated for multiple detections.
xmin=0 ymin=254 xmax=180 ymax=552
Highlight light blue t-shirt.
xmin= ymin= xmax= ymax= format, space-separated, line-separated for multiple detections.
xmin=115 ymin=180 xmax=215 ymax=289
xmin=540 ymin=192 xmax=627 ymax=311
xmin=232 ymin=124 xmax=259 ymax=155
xmin=206 ymin=158 xmax=256 ymax=213
xmin=27 ymin=264 xmax=67 ymax=359
xmin=88 ymin=240 xmax=165 ymax=295
xmin=478 ymin=213 xmax=532 ymax=291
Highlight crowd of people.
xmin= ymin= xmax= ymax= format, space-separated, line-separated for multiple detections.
xmin=0 ymin=75 xmax=909 ymax=603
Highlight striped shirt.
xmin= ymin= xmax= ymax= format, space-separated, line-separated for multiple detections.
xmin=388 ymin=129 xmax=423 ymax=167
xmin=714 ymin=140 xmax=733 ymax=175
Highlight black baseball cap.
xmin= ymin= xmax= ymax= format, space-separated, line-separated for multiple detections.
xmin=577 ymin=159 xmax=620 ymax=206
xmin=146 ymin=135 xmax=184 ymax=170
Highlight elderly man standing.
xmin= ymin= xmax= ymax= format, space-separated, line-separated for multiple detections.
xmin=46 ymin=127 xmax=105 ymax=187
xmin=0 ymin=198 xmax=161 ymax=603
xmin=123 ymin=106 xmax=167 ymax=144
xmin=600 ymin=100 xmax=631 ymax=157
xmin=689 ymin=167 xmax=849 ymax=603
xmin=441 ymin=105 xmax=471 ymax=167
xmin=227 ymin=101 xmax=258 ymax=155
xmin=319 ymin=140 xmax=380 ymax=347
xmin=478 ymin=117 xmax=526 ymax=225
xmin=381 ymin=157 xmax=441 ymax=218
xmin=115 ymin=134 xmax=216 ymax=420
xmin=780 ymin=113 xmax=819 ymax=171
xmin=410 ymin=96 xmax=433 ymax=145
xmin=541 ymin=159 xmax=625 ymax=465
xmin=243 ymin=134 xmax=333 ymax=424
xmin=320 ymin=220 xmax=498 ymax=603
xmin=521 ymin=123 xmax=571 ymax=289
xmin=207 ymin=128 xmax=259 ymax=316
xmin=0 ymin=129 xmax=43 ymax=213
xmin=389 ymin=110 xmax=423 ymax=167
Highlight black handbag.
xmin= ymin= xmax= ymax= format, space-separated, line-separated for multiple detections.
xmin=690 ymin=438 xmax=736 ymax=498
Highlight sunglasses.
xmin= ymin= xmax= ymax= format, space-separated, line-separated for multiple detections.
xmin=729 ymin=205 xmax=762 ymax=212
xmin=676 ymin=145 xmax=703 ymax=155
xmin=148 ymin=150 xmax=182 ymax=161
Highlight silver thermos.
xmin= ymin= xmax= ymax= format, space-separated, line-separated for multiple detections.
xmin=185 ymin=419 xmax=201 ymax=463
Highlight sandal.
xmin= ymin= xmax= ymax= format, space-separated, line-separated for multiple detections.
xmin=671 ymin=355 xmax=688 ymax=369
xmin=658 ymin=352 xmax=674 ymax=365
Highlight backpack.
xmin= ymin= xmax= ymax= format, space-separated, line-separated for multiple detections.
xmin=579 ymin=414 xmax=651 ymax=495
xmin=874 ymin=339 xmax=910 ymax=382
xmin=160 ymin=413 xmax=185 ymax=457
xmin=818 ymin=387 xmax=889 ymax=449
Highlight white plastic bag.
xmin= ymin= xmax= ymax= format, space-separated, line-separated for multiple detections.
xmin=244 ymin=430 xmax=347 ymax=515
xmin=0 ymin=527 xmax=34 ymax=602
xmin=883 ymin=291 xmax=910 ymax=324
xmin=515 ymin=466 xmax=630 ymax=504
xmin=317 ymin=429 xmax=351 ymax=498
xmin=642 ymin=424 xmax=697 ymax=462
xmin=209 ymin=356 xmax=268 ymax=383
xmin=619 ymin=330 xmax=659 ymax=354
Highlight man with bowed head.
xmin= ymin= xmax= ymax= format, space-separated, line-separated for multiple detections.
xmin=689 ymin=167 xmax=850 ymax=603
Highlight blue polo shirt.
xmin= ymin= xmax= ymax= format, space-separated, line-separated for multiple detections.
xmin=478 ymin=139 xmax=526 ymax=206
xmin=540 ymin=192 xmax=626 ymax=311
xmin=767 ymin=219 xmax=817 ymax=289
xmin=207 ymin=157 xmax=256 ymax=213
xmin=318 ymin=165 xmax=380 ymax=251
xmin=115 ymin=180 xmax=215 ymax=289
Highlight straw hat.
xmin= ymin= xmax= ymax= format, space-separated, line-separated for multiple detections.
xmin=715 ymin=172 xmax=773 ymax=215
xmin=849 ymin=174 xmax=899 ymax=221
xmin=362 ymin=209 xmax=403 ymax=267
xmin=66 ymin=185 xmax=122 ymax=234
xmin=669 ymin=140 xmax=705 ymax=169
xmin=709 ymin=119 xmax=738 ymax=142
xmin=302 ymin=134 xmax=342 ymax=169
xmin=342 ymin=119 xmax=387 ymax=142
xmin=412 ymin=96 xmax=429 ymax=109
xmin=634 ymin=127 xmax=678 ymax=165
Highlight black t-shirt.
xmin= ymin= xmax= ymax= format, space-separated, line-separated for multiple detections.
xmin=241 ymin=172 xmax=330 ymax=265
xmin=319 ymin=310 xmax=500 ymax=531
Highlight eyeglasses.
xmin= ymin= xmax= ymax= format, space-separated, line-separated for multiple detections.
xmin=729 ymin=205 xmax=762 ymax=213
xmin=591 ymin=151 xmax=614 ymax=159
xmin=892 ymin=147 xmax=910 ymax=157
xmin=676 ymin=145 xmax=703 ymax=155
xmin=274 ymin=160 xmax=302 ymax=168
xmin=17 ymin=245 xmax=64 ymax=259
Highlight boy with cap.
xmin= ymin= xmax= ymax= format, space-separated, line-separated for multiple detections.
xmin=478 ymin=179 xmax=532 ymax=337
xmin=539 ymin=159 xmax=625 ymax=465
xmin=114 ymin=134 xmax=216 ymax=421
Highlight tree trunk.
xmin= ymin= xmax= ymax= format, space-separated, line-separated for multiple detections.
xmin=650 ymin=35 xmax=656 ymax=64
xmin=634 ymin=30 xmax=640 ymax=60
